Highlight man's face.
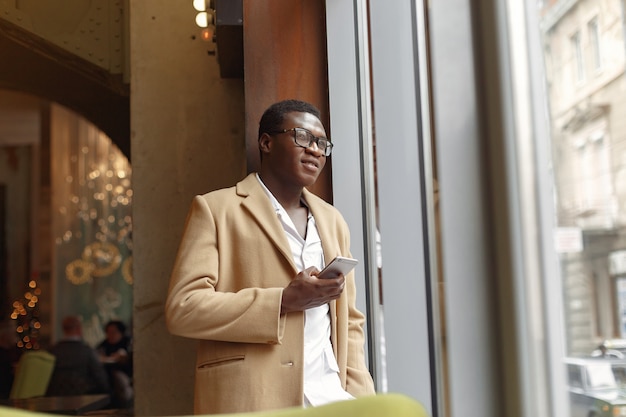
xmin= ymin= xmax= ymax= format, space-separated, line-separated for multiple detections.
xmin=264 ymin=111 xmax=327 ymax=188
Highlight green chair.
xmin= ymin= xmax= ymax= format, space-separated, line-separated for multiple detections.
xmin=0 ymin=393 xmax=428 ymax=417
xmin=9 ymin=350 xmax=56 ymax=399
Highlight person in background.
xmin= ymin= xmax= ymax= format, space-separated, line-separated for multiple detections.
xmin=0 ymin=321 xmax=21 ymax=398
xmin=46 ymin=315 xmax=110 ymax=396
xmin=165 ymin=99 xmax=375 ymax=414
xmin=97 ymin=320 xmax=133 ymax=408
xmin=591 ymin=343 xmax=624 ymax=359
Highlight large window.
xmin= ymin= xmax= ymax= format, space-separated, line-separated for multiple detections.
xmin=537 ymin=0 xmax=626 ymax=353
xmin=327 ymin=1 xmax=626 ymax=417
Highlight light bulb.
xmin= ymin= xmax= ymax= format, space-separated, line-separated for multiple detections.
xmin=195 ymin=12 xmax=208 ymax=28
xmin=193 ymin=0 xmax=206 ymax=12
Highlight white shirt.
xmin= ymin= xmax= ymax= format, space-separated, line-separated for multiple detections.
xmin=256 ymin=175 xmax=354 ymax=406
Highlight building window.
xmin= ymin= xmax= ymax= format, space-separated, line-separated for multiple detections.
xmin=588 ymin=18 xmax=601 ymax=71
xmin=572 ymin=31 xmax=585 ymax=82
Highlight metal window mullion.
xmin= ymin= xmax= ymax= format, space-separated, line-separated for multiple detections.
xmin=325 ymin=0 xmax=383 ymax=390
xmin=369 ymin=0 xmax=436 ymax=414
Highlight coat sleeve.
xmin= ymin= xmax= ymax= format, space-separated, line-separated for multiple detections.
xmin=164 ymin=195 xmax=286 ymax=344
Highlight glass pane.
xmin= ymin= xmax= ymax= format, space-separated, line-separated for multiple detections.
xmin=537 ymin=0 xmax=625 ymax=356
xmin=535 ymin=0 xmax=626 ymax=415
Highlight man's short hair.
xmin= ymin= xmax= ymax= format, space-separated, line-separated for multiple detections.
xmin=61 ymin=315 xmax=82 ymax=333
xmin=258 ymin=99 xmax=321 ymax=140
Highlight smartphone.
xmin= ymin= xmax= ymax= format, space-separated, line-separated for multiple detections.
xmin=317 ymin=256 xmax=358 ymax=279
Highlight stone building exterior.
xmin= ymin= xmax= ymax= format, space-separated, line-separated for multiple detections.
xmin=540 ymin=0 xmax=626 ymax=354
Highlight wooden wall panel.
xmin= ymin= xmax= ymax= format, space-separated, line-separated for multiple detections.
xmin=243 ymin=0 xmax=332 ymax=202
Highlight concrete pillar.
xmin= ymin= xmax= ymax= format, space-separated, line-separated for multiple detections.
xmin=130 ymin=1 xmax=245 ymax=414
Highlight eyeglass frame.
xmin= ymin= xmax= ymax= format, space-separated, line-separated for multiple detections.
xmin=267 ymin=127 xmax=334 ymax=156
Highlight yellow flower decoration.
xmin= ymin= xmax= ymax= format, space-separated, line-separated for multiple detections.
xmin=82 ymin=241 xmax=122 ymax=277
xmin=65 ymin=259 xmax=95 ymax=285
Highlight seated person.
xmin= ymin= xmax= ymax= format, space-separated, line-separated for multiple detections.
xmin=97 ymin=320 xmax=133 ymax=408
xmin=47 ymin=315 xmax=110 ymax=396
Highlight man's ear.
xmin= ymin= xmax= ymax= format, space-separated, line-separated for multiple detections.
xmin=259 ymin=133 xmax=272 ymax=154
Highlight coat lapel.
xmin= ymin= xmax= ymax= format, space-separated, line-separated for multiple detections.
xmin=237 ymin=174 xmax=297 ymax=273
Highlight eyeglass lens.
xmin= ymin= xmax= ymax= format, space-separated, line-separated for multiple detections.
xmin=293 ymin=128 xmax=332 ymax=156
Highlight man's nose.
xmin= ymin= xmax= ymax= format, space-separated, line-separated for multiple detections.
xmin=306 ymin=141 xmax=323 ymax=156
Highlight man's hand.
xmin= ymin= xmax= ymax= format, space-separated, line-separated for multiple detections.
xmin=280 ymin=266 xmax=345 ymax=314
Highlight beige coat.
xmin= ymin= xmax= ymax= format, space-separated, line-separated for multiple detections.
xmin=165 ymin=173 xmax=375 ymax=414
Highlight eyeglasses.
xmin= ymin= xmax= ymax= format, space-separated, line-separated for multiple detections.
xmin=269 ymin=127 xmax=334 ymax=156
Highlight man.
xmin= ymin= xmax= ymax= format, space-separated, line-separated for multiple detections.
xmin=47 ymin=315 xmax=110 ymax=396
xmin=165 ymin=99 xmax=375 ymax=414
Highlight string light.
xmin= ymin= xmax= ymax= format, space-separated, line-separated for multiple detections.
xmin=56 ymin=135 xmax=133 ymax=286
xmin=11 ymin=279 xmax=42 ymax=350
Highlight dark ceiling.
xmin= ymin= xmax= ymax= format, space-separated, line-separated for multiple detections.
xmin=0 ymin=18 xmax=130 ymax=159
